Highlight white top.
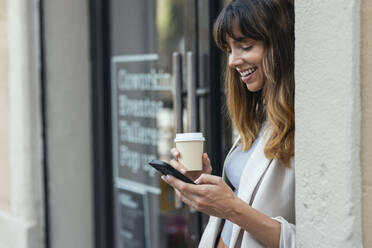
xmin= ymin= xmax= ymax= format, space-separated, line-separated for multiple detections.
xmin=221 ymin=128 xmax=264 ymax=246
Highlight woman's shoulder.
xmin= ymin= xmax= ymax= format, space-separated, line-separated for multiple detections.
xmin=270 ymin=157 xmax=295 ymax=176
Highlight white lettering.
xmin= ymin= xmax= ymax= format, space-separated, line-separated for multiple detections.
xmin=119 ymin=95 xmax=163 ymax=118
xmin=118 ymin=69 xmax=172 ymax=91
xmin=119 ymin=145 xmax=157 ymax=177
xmin=119 ymin=120 xmax=159 ymax=146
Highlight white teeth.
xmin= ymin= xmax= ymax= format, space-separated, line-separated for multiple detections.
xmin=240 ymin=67 xmax=256 ymax=77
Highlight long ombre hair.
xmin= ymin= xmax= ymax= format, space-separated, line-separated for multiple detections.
xmin=214 ymin=0 xmax=294 ymax=167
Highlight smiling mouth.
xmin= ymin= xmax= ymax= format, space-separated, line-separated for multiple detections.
xmin=239 ymin=66 xmax=257 ymax=77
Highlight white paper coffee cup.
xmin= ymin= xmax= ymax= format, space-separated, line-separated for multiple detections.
xmin=174 ymin=132 xmax=205 ymax=171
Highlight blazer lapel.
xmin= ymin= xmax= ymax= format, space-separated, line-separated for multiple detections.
xmin=229 ymin=130 xmax=273 ymax=248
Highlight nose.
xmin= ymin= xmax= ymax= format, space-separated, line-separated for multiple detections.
xmin=228 ymin=50 xmax=243 ymax=69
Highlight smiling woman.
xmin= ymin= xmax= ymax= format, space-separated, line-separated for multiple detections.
xmin=213 ymin=0 xmax=295 ymax=165
xmin=164 ymin=0 xmax=295 ymax=247
xmin=226 ymin=35 xmax=265 ymax=92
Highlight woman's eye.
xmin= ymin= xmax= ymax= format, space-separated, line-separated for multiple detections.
xmin=242 ymin=45 xmax=253 ymax=51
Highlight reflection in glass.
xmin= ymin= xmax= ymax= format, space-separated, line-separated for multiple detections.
xmin=110 ymin=0 xmax=195 ymax=247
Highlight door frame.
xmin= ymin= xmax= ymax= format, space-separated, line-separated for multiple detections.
xmin=89 ymin=0 xmax=114 ymax=247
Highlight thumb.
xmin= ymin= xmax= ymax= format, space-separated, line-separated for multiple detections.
xmin=202 ymin=153 xmax=212 ymax=173
xmin=194 ymin=174 xmax=222 ymax=185
xmin=202 ymin=153 xmax=210 ymax=164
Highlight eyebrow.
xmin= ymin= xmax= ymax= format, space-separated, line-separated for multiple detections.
xmin=232 ymin=36 xmax=253 ymax=43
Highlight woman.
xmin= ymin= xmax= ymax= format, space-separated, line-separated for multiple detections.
xmin=162 ymin=0 xmax=295 ymax=247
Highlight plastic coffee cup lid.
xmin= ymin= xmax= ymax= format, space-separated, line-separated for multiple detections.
xmin=174 ymin=132 xmax=205 ymax=142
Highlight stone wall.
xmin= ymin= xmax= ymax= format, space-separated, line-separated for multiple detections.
xmin=361 ymin=0 xmax=372 ymax=246
xmin=295 ymin=1 xmax=362 ymax=247
xmin=0 ymin=0 xmax=10 ymax=212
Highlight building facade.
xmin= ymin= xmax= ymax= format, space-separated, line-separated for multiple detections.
xmin=0 ymin=0 xmax=371 ymax=247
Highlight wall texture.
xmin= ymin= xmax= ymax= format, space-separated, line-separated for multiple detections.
xmin=361 ymin=0 xmax=372 ymax=246
xmin=0 ymin=0 xmax=45 ymax=247
xmin=0 ymin=0 xmax=10 ymax=212
xmin=295 ymin=0 xmax=362 ymax=247
xmin=43 ymin=0 xmax=94 ymax=247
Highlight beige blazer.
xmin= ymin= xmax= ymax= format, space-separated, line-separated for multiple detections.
xmin=199 ymin=130 xmax=296 ymax=248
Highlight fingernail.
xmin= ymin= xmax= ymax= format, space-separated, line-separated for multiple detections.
xmin=180 ymin=168 xmax=186 ymax=174
xmin=166 ymin=175 xmax=171 ymax=180
xmin=161 ymin=175 xmax=166 ymax=181
xmin=194 ymin=179 xmax=200 ymax=184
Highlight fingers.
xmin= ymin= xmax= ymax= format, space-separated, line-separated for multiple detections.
xmin=169 ymin=159 xmax=187 ymax=174
xmin=162 ymin=175 xmax=206 ymax=209
xmin=175 ymin=191 xmax=196 ymax=209
xmin=170 ymin=147 xmax=180 ymax=159
xmin=162 ymin=175 xmax=201 ymax=195
xmin=173 ymin=188 xmax=194 ymax=206
xmin=203 ymin=152 xmax=209 ymax=161
xmin=179 ymin=194 xmax=197 ymax=209
xmin=162 ymin=175 xmax=190 ymax=192
xmin=169 ymin=148 xmax=187 ymax=174
xmin=202 ymin=153 xmax=209 ymax=164
xmin=195 ymin=173 xmax=222 ymax=185
xmin=170 ymin=150 xmax=212 ymax=175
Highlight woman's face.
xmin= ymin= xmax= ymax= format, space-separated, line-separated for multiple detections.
xmin=226 ymin=26 xmax=265 ymax=92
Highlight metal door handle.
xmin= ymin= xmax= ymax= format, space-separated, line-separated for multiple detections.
xmin=173 ymin=52 xmax=183 ymax=134
xmin=186 ymin=51 xmax=198 ymax=213
xmin=172 ymin=51 xmax=199 ymax=210
xmin=172 ymin=52 xmax=183 ymax=209
xmin=186 ymin=51 xmax=198 ymax=132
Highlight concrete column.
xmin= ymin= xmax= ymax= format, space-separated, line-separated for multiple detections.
xmin=8 ymin=0 xmax=43 ymax=223
xmin=0 ymin=0 xmax=10 ymax=213
xmin=361 ymin=0 xmax=372 ymax=246
xmin=0 ymin=0 xmax=45 ymax=247
xmin=295 ymin=0 xmax=362 ymax=247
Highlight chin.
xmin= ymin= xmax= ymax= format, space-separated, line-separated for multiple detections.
xmin=245 ymin=84 xmax=263 ymax=92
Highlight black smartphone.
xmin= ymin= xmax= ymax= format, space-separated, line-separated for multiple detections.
xmin=148 ymin=159 xmax=196 ymax=185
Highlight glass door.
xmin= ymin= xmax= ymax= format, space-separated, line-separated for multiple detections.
xmin=91 ymin=0 xmax=231 ymax=247
xmin=109 ymin=1 xmax=201 ymax=247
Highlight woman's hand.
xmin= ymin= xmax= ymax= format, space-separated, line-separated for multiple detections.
xmin=162 ymin=173 xmax=238 ymax=219
xmin=169 ymin=148 xmax=212 ymax=181
xmin=163 ymin=173 xmax=282 ymax=248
